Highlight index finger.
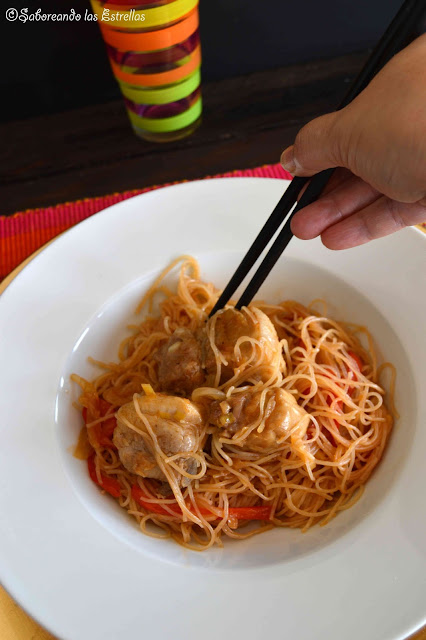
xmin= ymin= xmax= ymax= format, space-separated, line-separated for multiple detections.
xmin=321 ymin=196 xmax=426 ymax=249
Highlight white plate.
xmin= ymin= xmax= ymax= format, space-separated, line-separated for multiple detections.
xmin=0 ymin=178 xmax=425 ymax=640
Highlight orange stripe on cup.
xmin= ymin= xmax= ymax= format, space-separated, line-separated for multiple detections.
xmin=100 ymin=8 xmax=198 ymax=52
xmin=110 ymin=44 xmax=201 ymax=86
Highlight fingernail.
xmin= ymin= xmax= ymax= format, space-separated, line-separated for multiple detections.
xmin=280 ymin=146 xmax=296 ymax=174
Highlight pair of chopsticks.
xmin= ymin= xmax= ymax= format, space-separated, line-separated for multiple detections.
xmin=210 ymin=0 xmax=426 ymax=317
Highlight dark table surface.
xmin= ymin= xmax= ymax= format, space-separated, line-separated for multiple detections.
xmin=0 ymin=50 xmax=369 ymax=216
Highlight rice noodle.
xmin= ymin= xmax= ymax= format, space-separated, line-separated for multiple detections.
xmin=71 ymin=256 xmax=394 ymax=550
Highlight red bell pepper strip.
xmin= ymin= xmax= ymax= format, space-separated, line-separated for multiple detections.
xmin=88 ymin=454 xmax=121 ymax=498
xmin=131 ymin=486 xmax=271 ymax=521
xmin=346 ymin=351 xmax=362 ymax=396
xmin=228 ymin=505 xmax=272 ymax=520
xmin=347 ymin=350 xmax=363 ymax=374
xmin=82 ymin=398 xmax=117 ymax=450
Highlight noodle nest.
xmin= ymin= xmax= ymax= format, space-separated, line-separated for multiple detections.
xmin=72 ymin=256 xmax=394 ymax=550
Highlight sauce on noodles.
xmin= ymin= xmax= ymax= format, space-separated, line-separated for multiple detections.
xmin=71 ymin=256 xmax=395 ymax=550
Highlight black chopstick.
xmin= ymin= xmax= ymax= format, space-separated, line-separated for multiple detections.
xmin=208 ymin=175 xmax=309 ymax=316
xmin=236 ymin=168 xmax=334 ymax=308
xmin=210 ymin=0 xmax=426 ymax=316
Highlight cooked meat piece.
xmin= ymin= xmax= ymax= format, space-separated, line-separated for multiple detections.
xmin=113 ymin=394 xmax=203 ymax=485
xmin=209 ymin=388 xmax=310 ymax=452
xmin=156 ymin=328 xmax=205 ymax=396
xmin=155 ymin=307 xmax=281 ymax=395
xmin=204 ymin=307 xmax=281 ymax=384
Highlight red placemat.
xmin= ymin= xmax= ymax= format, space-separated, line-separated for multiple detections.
xmin=0 ymin=163 xmax=291 ymax=280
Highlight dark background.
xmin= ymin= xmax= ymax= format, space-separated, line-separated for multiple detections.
xmin=3 ymin=0 xmax=404 ymax=121
xmin=1 ymin=0 xmax=425 ymax=216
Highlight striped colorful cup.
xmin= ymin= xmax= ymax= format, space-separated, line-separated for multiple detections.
xmin=91 ymin=0 xmax=202 ymax=142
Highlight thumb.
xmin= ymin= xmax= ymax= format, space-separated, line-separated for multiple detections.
xmin=280 ymin=111 xmax=344 ymax=177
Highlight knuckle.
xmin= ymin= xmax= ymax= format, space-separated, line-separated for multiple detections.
xmin=326 ymin=188 xmax=348 ymax=222
xmin=359 ymin=211 xmax=375 ymax=242
xmin=387 ymin=199 xmax=408 ymax=231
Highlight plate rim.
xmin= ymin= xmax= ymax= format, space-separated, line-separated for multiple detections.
xmin=1 ymin=177 xmax=425 ymax=640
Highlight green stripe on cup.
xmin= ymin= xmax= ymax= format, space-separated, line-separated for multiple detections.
xmin=120 ymin=69 xmax=201 ymax=105
xmin=127 ymin=97 xmax=202 ymax=132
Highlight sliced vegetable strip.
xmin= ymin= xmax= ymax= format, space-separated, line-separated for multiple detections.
xmin=131 ymin=485 xmax=271 ymax=521
xmin=88 ymin=454 xmax=121 ymax=498
xmin=83 ymin=398 xmax=117 ymax=450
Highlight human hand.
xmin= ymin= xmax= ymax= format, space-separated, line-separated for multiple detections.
xmin=280 ymin=34 xmax=426 ymax=249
